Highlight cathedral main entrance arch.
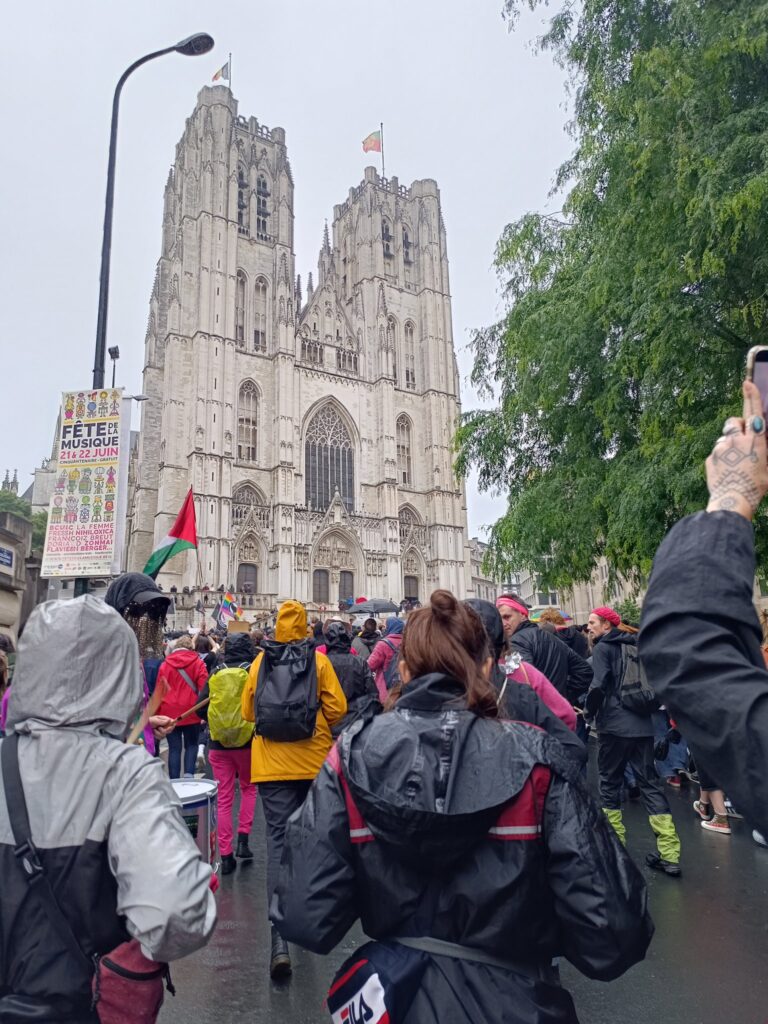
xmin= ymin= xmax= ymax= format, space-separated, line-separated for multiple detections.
xmin=310 ymin=528 xmax=364 ymax=610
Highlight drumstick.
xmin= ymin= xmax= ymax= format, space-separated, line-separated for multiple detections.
xmin=126 ymin=681 xmax=166 ymax=745
xmin=169 ymin=697 xmax=211 ymax=725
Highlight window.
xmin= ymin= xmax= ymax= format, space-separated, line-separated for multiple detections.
xmin=254 ymin=277 xmax=267 ymax=352
xmin=237 ymin=164 xmax=249 ymax=235
xmin=301 ymin=330 xmax=324 ymax=365
xmin=235 ymin=271 xmax=246 ymax=344
xmin=237 ymin=380 xmax=258 ymax=462
xmin=398 ymin=506 xmax=416 ymax=545
xmin=404 ymin=322 xmax=416 ymax=391
xmin=232 ymin=484 xmax=270 ymax=529
xmin=382 ymin=217 xmax=393 ymax=258
xmin=305 ymin=405 xmax=354 ymax=511
xmin=237 ymin=563 xmax=258 ymax=593
xmin=396 ymin=415 xmax=412 ymax=486
xmin=404 ymin=575 xmax=419 ymax=600
xmin=313 ymin=569 xmax=329 ymax=604
xmin=339 ymin=570 xmax=354 ymax=603
xmin=387 ymin=315 xmax=397 ymax=380
xmin=256 ymin=174 xmax=270 ymax=239
xmin=336 ymin=342 xmax=358 ymax=374
xmin=403 ymin=227 xmax=412 ymax=264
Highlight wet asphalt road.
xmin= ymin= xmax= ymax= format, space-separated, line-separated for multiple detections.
xmin=161 ymin=752 xmax=768 ymax=1024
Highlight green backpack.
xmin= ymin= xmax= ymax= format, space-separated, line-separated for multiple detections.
xmin=207 ymin=664 xmax=254 ymax=748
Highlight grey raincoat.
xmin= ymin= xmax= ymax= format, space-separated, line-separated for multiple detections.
xmin=0 ymin=596 xmax=216 ymax=1021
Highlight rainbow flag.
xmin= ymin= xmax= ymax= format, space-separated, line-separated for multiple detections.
xmin=362 ymin=130 xmax=382 ymax=154
xmin=221 ymin=591 xmax=242 ymax=620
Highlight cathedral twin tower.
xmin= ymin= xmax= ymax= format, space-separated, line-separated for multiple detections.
xmin=126 ymin=85 xmax=472 ymax=611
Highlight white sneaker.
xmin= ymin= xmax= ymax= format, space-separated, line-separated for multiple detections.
xmin=753 ymin=830 xmax=767 ymax=847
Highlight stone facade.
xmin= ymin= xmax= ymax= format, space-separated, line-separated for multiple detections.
xmin=126 ymin=86 xmax=477 ymax=612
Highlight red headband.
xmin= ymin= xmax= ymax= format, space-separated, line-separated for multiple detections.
xmin=592 ymin=606 xmax=620 ymax=627
xmin=496 ymin=597 xmax=529 ymax=617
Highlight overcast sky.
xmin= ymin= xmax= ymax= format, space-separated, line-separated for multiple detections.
xmin=1 ymin=0 xmax=569 ymax=537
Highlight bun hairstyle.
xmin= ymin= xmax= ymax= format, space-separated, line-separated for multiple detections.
xmin=394 ymin=589 xmax=499 ymax=717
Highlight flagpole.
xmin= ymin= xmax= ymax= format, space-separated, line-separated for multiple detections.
xmin=228 ymin=52 xmax=232 ymax=93
xmin=380 ymin=121 xmax=385 ymax=179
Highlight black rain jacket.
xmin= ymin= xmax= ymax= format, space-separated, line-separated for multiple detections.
xmin=324 ymin=624 xmax=381 ymax=737
xmin=556 ymin=626 xmax=590 ymax=660
xmin=274 ymin=673 xmax=652 ymax=1024
xmin=510 ymin=620 xmax=593 ymax=702
xmin=640 ymin=510 xmax=768 ymax=837
xmin=493 ymin=664 xmax=586 ymax=766
xmin=588 ymin=631 xmax=653 ymax=739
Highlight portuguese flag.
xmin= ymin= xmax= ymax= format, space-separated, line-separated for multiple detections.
xmin=143 ymin=488 xmax=197 ymax=579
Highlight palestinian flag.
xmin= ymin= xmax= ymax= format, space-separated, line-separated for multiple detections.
xmin=143 ymin=488 xmax=197 ymax=578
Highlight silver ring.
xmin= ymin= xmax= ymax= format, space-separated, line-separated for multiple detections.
xmin=749 ymin=415 xmax=765 ymax=434
xmin=722 ymin=423 xmax=741 ymax=436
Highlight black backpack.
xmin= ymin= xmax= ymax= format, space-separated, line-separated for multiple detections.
xmin=619 ymin=644 xmax=659 ymax=715
xmin=254 ymin=643 xmax=319 ymax=742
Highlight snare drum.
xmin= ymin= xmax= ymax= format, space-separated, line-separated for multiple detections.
xmin=171 ymin=778 xmax=219 ymax=871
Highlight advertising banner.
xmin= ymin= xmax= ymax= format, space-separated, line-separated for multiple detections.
xmin=41 ymin=388 xmax=126 ymax=578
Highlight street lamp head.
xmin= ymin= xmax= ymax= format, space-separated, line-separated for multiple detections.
xmin=174 ymin=33 xmax=215 ymax=57
xmin=108 ymin=345 xmax=120 ymax=360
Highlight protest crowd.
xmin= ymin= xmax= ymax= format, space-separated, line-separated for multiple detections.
xmin=1 ymin=382 xmax=768 ymax=1023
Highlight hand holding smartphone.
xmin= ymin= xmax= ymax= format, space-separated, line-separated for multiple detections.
xmin=747 ymin=346 xmax=768 ymax=421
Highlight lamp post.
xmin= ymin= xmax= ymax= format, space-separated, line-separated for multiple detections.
xmin=108 ymin=345 xmax=120 ymax=387
xmin=92 ymin=33 xmax=215 ymax=389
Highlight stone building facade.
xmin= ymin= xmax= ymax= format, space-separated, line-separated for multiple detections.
xmin=126 ymin=86 xmax=477 ymax=612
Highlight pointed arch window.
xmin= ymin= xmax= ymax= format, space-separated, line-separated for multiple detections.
xmin=404 ymin=321 xmax=416 ymax=391
xmin=403 ymin=227 xmax=412 ymax=264
xmin=237 ymin=164 xmax=249 ymax=235
xmin=237 ymin=381 xmax=259 ymax=463
xmin=399 ymin=506 xmax=417 ymax=546
xmin=305 ymin=405 xmax=354 ymax=511
xmin=256 ymin=174 xmax=270 ymax=239
xmin=382 ymin=217 xmax=393 ymax=258
xmin=336 ymin=339 xmax=358 ymax=375
xmin=235 ymin=271 xmax=246 ymax=345
xmin=254 ymin=277 xmax=268 ymax=352
xmin=301 ymin=329 xmax=324 ymax=365
xmin=396 ymin=415 xmax=413 ymax=486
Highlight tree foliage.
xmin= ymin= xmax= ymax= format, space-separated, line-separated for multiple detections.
xmin=457 ymin=0 xmax=768 ymax=586
xmin=0 ymin=491 xmax=48 ymax=556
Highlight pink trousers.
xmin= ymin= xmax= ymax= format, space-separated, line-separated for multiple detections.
xmin=208 ymin=748 xmax=258 ymax=857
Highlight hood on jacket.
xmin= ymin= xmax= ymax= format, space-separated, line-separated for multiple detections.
xmin=7 ymin=595 xmax=142 ymax=738
xmin=339 ymin=672 xmax=571 ymax=869
xmin=166 ymin=647 xmax=205 ymax=670
xmin=104 ymin=572 xmax=170 ymax=618
xmin=223 ymin=632 xmax=255 ymax=665
xmin=464 ymin=599 xmax=504 ymax=660
xmin=596 ymin=628 xmax=635 ymax=647
xmin=384 ymin=617 xmax=404 ymax=637
xmin=275 ymin=600 xmax=307 ymax=643
xmin=325 ymin=621 xmax=352 ymax=653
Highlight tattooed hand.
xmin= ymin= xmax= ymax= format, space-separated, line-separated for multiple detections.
xmin=705 ymin=381 xmax=768 ymax=521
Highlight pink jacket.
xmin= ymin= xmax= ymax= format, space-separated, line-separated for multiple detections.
xmin=368 ymin=635 xmax=402 ymax=702
xmin=507 ymin=660 xmax=577 ymax=731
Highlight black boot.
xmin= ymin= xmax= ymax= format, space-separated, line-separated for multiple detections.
xmin=645 ymin=852 xmax=681 ymax=877
xmin=236 ymin=833 xmax=254 ymax=860
xmin=220 ymin=853 xmax=237 ymax=875
xmin=270 ymin=926 xmax=292 ymax=979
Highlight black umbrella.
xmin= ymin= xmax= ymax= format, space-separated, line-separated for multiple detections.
xmin=351 ymin=599 xmax=399 ymax=615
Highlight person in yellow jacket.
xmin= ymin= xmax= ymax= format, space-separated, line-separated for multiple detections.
xmin=241 ymin=599 xmax=346 ymax=979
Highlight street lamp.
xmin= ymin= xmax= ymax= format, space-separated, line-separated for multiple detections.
xmin=92 ymin=32 xmax=215 ymax=389
xmin=108 ymin=345 xmax=120 ymax=387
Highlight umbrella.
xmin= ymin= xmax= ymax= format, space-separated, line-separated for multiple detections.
xmin=350 ymin=599 xmax=399 ymax=615
xmin=529 ymin=607 xmax=573 ymax=623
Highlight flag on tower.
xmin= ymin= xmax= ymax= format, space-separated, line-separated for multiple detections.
xmin=143 ymin=488 xmax=198 ymax=579
xmin=362 ymin=130 xmax=382 ymax=153
xmin=212 ymin=62 xmax=230 ymax=82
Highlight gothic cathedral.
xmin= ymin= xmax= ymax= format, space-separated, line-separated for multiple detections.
xmin=126 ymin=85 xmax=474 ymax=611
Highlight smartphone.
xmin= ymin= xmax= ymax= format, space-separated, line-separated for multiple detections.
xmin=747 ymin=346 xmax=768 ymax=421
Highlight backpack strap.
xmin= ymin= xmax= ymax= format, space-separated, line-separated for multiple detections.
xmin=176 ymin=666 xmax=199 ymax=697
xmin=0 ymin=735 xmax=95 ymax=976
xmin=381 ymin=639 xmax=398 ymax=656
